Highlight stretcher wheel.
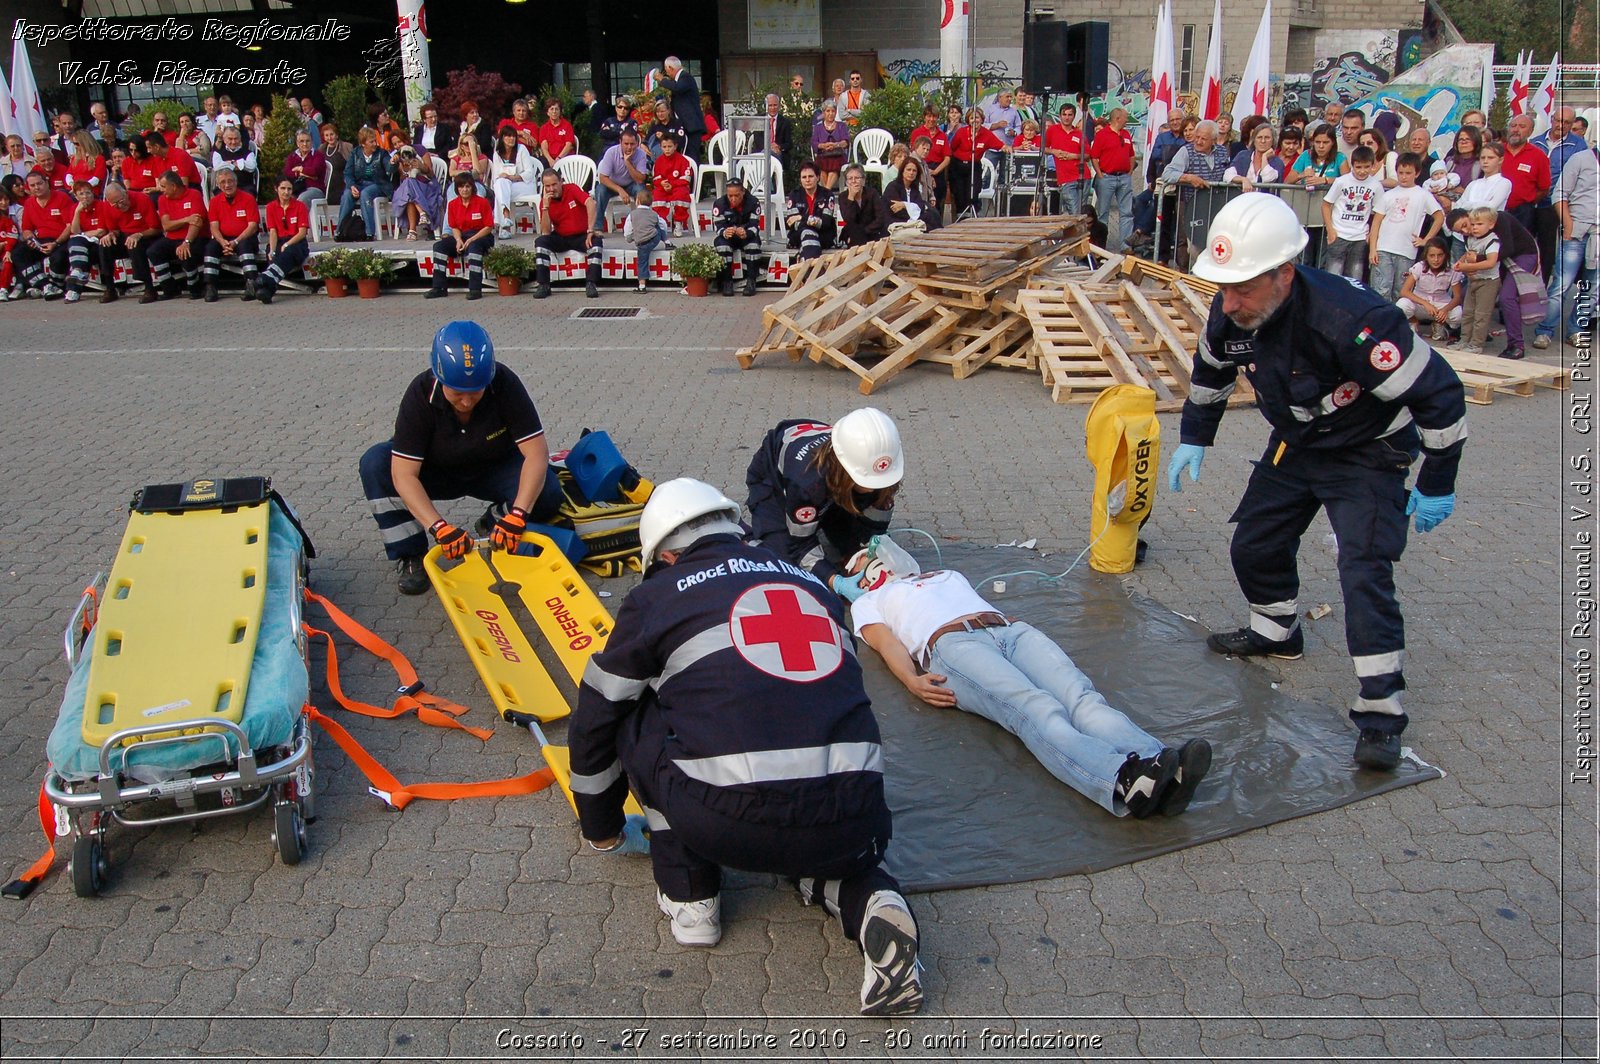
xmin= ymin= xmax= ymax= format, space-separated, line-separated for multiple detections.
xmin=71 ymin=836 xmax=105 ymax=898
xmin=273 ymin=802 xmax=306 ymax=865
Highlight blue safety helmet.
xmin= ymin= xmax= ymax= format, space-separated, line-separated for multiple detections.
xmin=430 ymin=321 xmax=496 ymax=391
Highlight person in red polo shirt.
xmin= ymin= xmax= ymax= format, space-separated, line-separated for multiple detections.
xmin=949 ymin=107 xmax=1003 ymax=217
xmin=30 ymin=149 xmax=70 ymax=193
xmin=146 ymin=132 xmax=202 ymax=189
xmin=908 ymin=106 xmax=951 ymax=208
xmin=14 ymin=171 xmax=75 ymax=298
xmin=102 ymin=182 xmax=160 ymax=303
xmin=1090 ymin=107 xmax=1137 ymax=250
xmin=497 ymin=98 xmax=541 ymax=156
xmin=0 ymin=180 xmax=18 ymax=299
xmin=538 ymin=97 xmax=577 ymax=169
xmin=1501 ymin=114 xmax=1552 ymax=234
xmin=1045 ymin=102 xmax=1088 ymax=215
xmin=202 ymin=166 xmax=260 ymax=302
xmin=147 ymin=170 xmax=208 ymax=300
xmin=427 ymin=172 xmax=495 ymax=300
xmin=532 ymin=167 xmax=601 ymax=299
xmin=257 ymin=176 xmax=312 ymax=304
xmin=63 ymin=179 xmax=116 ymax=303
xmin=119 ymin=139 xmax=159 ymax=194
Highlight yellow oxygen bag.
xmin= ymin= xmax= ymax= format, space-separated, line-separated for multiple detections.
xmin=1084 ymin=385 xmax=1160 ymax=574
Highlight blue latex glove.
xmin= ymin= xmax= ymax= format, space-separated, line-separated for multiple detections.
xmin=591 ymin=814 xmax=650 ymax=856
xmin=1405 ymin=489 xmax=1455 ymax=533
xmin=832 ymin=572 xmax=867 ymax=603
xmin=1167 ymin=444 xmax=1206 ymax=493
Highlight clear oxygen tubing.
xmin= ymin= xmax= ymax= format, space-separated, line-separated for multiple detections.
xmin=889 ymin=513 xmax=1115 ymax=590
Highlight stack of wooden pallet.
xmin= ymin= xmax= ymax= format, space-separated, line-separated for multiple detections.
xmin=735 ymin=222 xmax=1244 ymax=406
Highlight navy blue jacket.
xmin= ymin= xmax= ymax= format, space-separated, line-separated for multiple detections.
xmin=1180 ymin=266 xmax=1467 ymax=495
xmin=568 ymin=534 xmax=886 ymax=843
xmin=745 ymin=420 xmax=894 ymax=584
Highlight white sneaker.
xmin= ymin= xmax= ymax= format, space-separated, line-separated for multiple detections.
xmin=858 ymin=890 xmax=923 ymax=1016
xmin=657 ymin=890 xmax=721 ymax=947
xmin=63 ymin=289 xmax=79 ymax=303
xmin=0 ymin=288 xmax=9 ymax=301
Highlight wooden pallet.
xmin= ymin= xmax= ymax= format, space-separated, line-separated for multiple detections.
xmin=892 ymin=216 xmax=1089 ymax=305
xmin=1120 ymin=255 xmax=1220 ymax=301
xmin=1440 ymin=350 xmax=1571 ymax=405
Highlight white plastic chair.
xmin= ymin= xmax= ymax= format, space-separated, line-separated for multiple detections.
xmin=853 ymin=128 xmax=894 ymax=187
xmin=977 ymin=158 xmax=999 ymax=216
xmin=555 ymin=155 xmax=597 ymax=196
xmin=698 ymin=129 xmax=732 ymax=200
xmin=736 ymin=159 xmax=787 ymax=239
xmin=309 ymin=199 xmax=338 ymax=241
xmin=371 ymin=196 xmax=399 ymax=239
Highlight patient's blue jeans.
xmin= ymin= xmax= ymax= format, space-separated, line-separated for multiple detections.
xmin=929 ymin=622 xmax=1163 ymax=815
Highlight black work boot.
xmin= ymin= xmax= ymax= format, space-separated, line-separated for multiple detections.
xmin=1354 ymin=729 xmax=1402 ymax=771
xmin=242 ymin=277 xmax=258 ymax=301
xmin=743 ymin=267 xmax=760 ymax=296
xmin=532 ymin=267 xmax=551 ymax=299
xmin=1156 ymin=739 xmax=1212 ymax=816
xmin=395 ymin=556 xmax=428 ymax=596
xmin=1205 ymin=626 xmax=1304 ymax=660
xmin=718 ymin=269 xmax=734 ymax=297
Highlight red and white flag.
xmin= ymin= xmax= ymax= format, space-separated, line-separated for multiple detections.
xmin=9 ymin=38 xmax=46 ymax=145
xmin=1145 ymin=0 xmax=1174 ymax=158
xmin=1507 ymin=50 xmax=1530 ymax=116
xmin=1199 ymin=0 xmax=1225 ymax=121
xmin=1531 ymin=53 xmax=1560 ymax=128
xmin=0 ymin=61 xmax=14 ymax=141
xmin=1231 ymin=0 xmax=1273 ymax=126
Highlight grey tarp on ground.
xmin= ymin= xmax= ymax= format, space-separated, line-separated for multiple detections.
xmin=867 ymin=544 xmax=1441 ymax=894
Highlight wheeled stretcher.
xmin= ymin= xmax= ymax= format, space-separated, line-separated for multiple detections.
xmin=28 ymin=477 xmax=317 ymax=898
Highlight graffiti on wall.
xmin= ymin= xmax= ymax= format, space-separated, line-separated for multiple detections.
xmin=878 ymin=50 xmax=1020 ymax=88
xmin=1396 ymin=30 xmax=1424 ymax=75
xmin=1315 ymin=53 xmax=1388 ymax=106
xmin=1343 ymin=44 xmax=1495 ymax=157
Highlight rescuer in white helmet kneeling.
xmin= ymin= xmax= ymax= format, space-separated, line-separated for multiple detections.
xmin=566 ymin=478 xmax=923 ymax=1017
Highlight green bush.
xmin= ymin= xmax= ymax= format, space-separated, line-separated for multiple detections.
xmin=310 ymin=247 xmax=351 ymax=278
xmin=670 ymin=242 xmax=724 ymax=279
xmin=483 ymin=244 xmax=532 ymax=278
xmin=853 ymin=79 xmax=925 ymax=144
xmin=258 ymin=95 xmax=301 ymax=192
xmin=342 ymin=247 xmax=399 ymax=281
xmin=323 ymin=74 xmax=371 ymax=144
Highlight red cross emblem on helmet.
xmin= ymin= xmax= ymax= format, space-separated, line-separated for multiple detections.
xmin=1369 ymin=340 xmax=1401 ymax=371
xmin=730 ymin=584 xmax=843 ymax=682
xmin=1332 ymin=381 xmax=1362 ymax=407
xmin=1211 ymin=235 xmax=1233 ymax=264
xmin=872 ymin=456 xmax=892 ymax=474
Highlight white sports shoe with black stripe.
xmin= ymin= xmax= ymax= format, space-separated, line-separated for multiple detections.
xmin=859 ymin=890 xmax=923 ymax=1016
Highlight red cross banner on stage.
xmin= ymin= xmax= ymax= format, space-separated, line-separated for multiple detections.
xmin=515 ymin=214 xmax=536 ymax=233
xmin=650 ymin=258 xmax=673 ymax=279
xmin=729 ymin=584 xmax=844 ymax=682
xmin=602 ymin=255 xmax=625 ymax=277
xmin=558 ymin=255 xmax=584 ymax=278
xmin=418 ymin=256 xmax=433 ymax=274
xmin=766 ymin=258 xmax=788 ymax=282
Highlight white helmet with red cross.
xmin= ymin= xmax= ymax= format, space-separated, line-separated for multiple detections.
xmin=639 ymin=478 xmax=742 ymax=563
xmin=1193 ymin=192 xmax=1308 ymax=284
xmin=831 ymin=407 xmax=904 ymax=490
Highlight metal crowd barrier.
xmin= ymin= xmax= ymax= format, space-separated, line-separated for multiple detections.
xmin=1149 ymin=180 xmax=1325 ymax=269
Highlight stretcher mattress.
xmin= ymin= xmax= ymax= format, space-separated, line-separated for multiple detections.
xmin=46 ymin=503 xmax=308 ymax=783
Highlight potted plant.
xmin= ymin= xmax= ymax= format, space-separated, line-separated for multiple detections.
xmin=311 ymin=247 xmax=353 ymax=297
xmin=670 ymin=243 xmax=724 ymax=297
xmin=345 ymin=247 xmax=398 ymax=298
xmin=484 ymin=244 xmax=532 ymax=296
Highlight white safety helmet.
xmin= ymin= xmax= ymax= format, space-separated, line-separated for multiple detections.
xmin=638 ymin=477 xmax=742 ymax=563
xmin=831 ymin=407 xmax=904 ymax=490
xmin=1192 ymin=192 xmax=1308 ymax=284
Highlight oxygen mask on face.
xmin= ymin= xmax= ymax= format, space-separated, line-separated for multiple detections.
xmin=847 ymin=534 xmax=922 ymax=592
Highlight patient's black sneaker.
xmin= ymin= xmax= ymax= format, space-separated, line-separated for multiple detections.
xmin=1115 ymin=749 xmax=1178 ymax=818
xmin=1354 ymin=729 xmax=1402 ymax=771
xmin=396 ymin=556 xmax=428 ymax=596
xmin=1206 ymin=626 xmax=1304 ymax=660
xmin=473 ymin=502 xmax=511 ymax=536
xmin=1157 ymin=738 xmax=1212 ymax=816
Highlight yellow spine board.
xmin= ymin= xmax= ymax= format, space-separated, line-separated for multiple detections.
xmin=82 ymin=503 xmax=271 ymax=746
xmin=498 ymin=530 xmax=614 ymax=686
xmin=424 ymin=548 xmax=572 ymax=723
xmin=540 ymin=744 xmax=644 ymax=817
xmin=1085 ymin=384 xmax=1161 ymax=575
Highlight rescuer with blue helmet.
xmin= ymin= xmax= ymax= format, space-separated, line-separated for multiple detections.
xmin=358 ymin=320 xmax=565 ymax=594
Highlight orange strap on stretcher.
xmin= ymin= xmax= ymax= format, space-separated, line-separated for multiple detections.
xmin=301 ymin=589 xmax=555 ymax=809
xmin=2 ymin=780 xmax=59 ymax=900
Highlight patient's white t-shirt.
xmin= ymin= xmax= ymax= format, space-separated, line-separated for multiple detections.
xmin=850 ymin=570 xmax=995 ymax=661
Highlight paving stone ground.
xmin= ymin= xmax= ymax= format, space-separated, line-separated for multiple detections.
xmin=0 ymin=284 xmax=1592 ymax=1062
